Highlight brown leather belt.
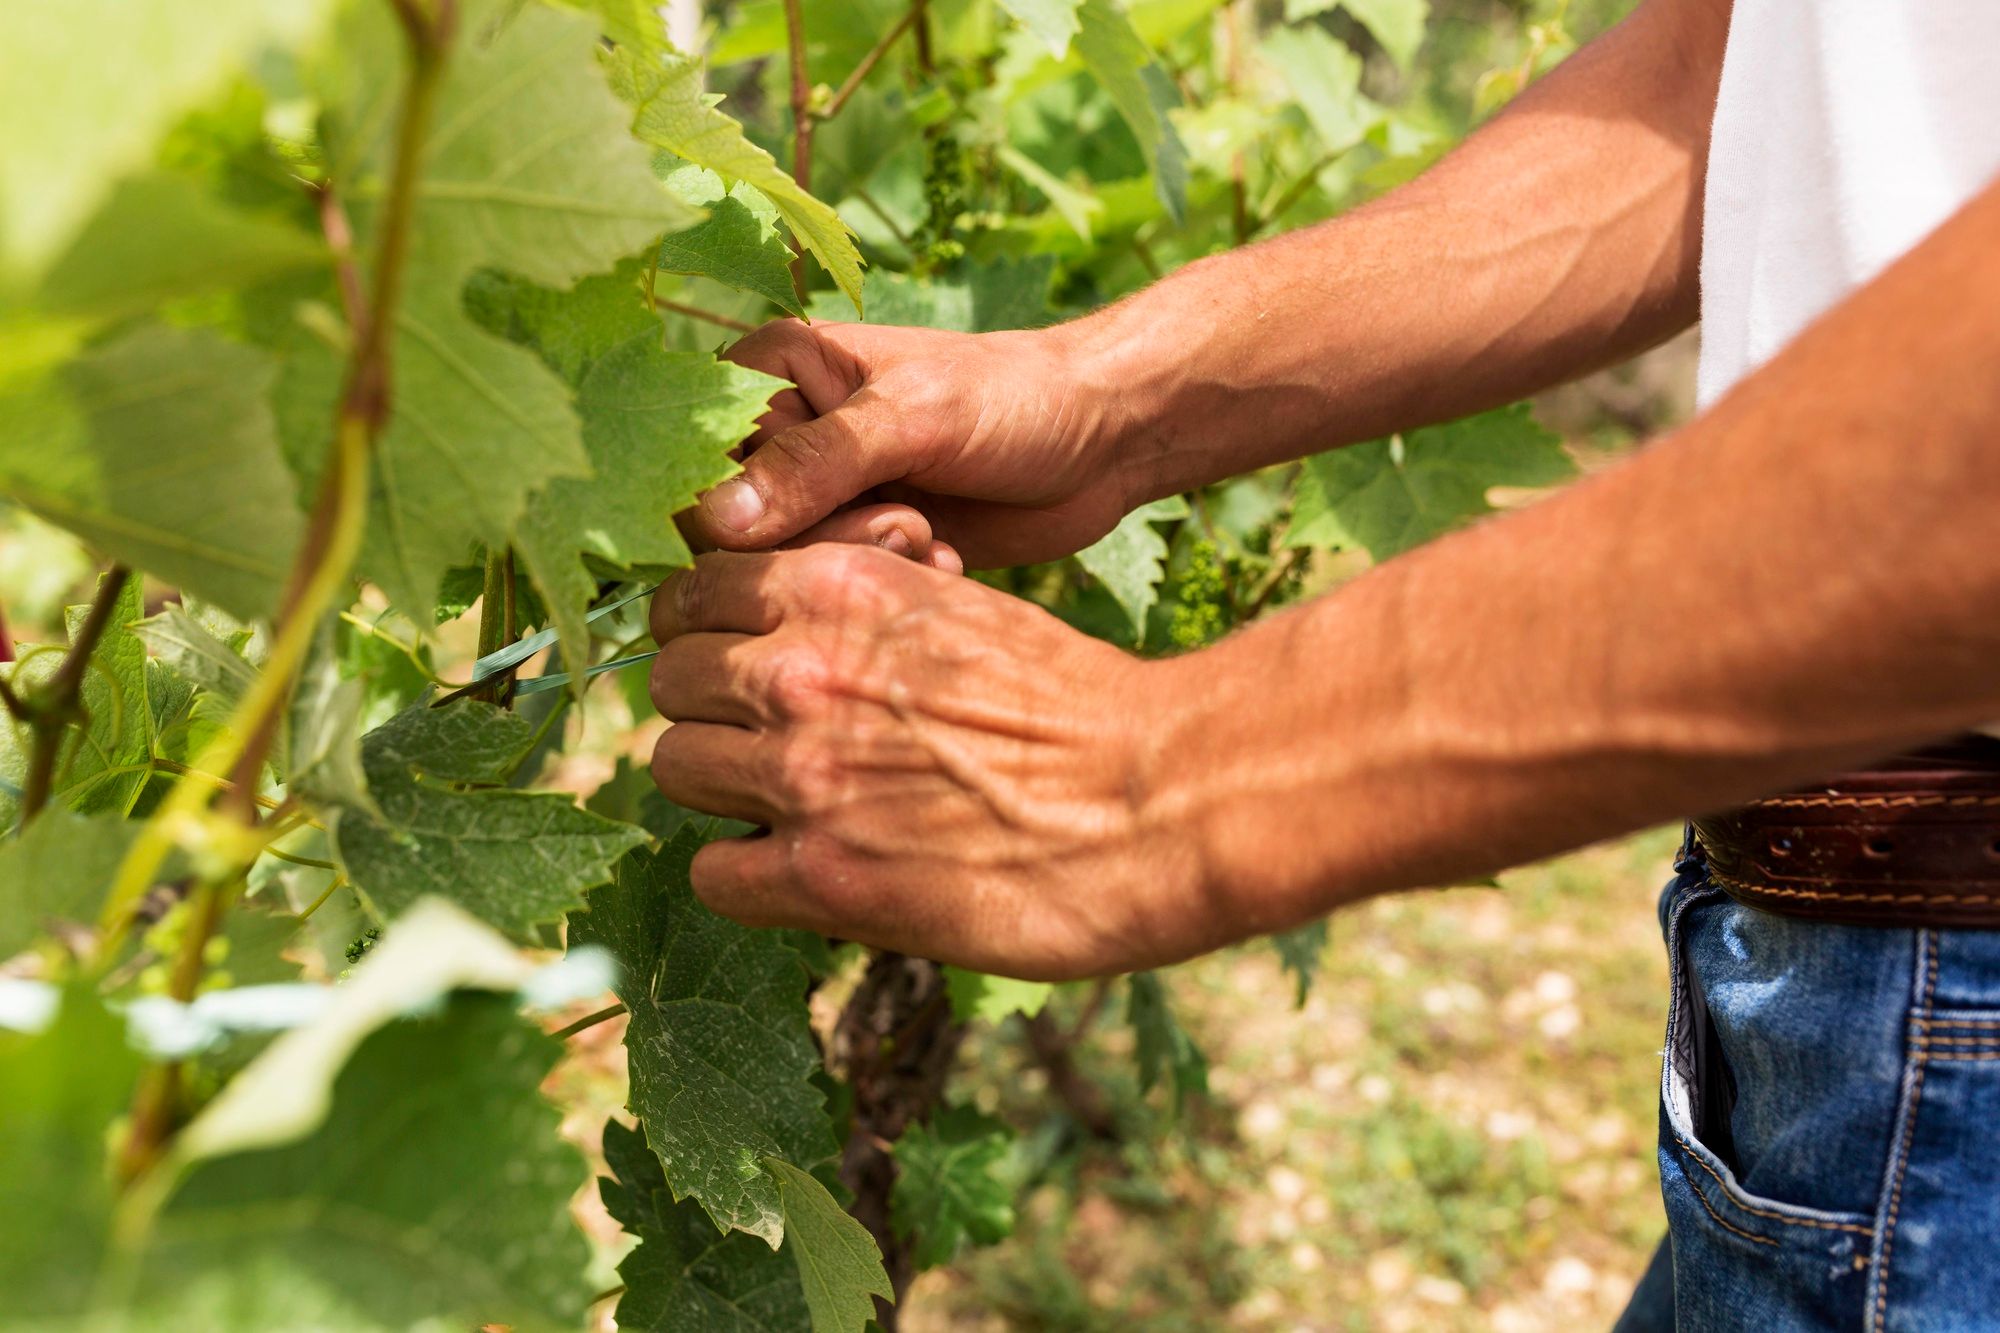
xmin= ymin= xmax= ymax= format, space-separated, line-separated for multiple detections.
xmin=1690 ymin=736 xmax=2000 ymax=929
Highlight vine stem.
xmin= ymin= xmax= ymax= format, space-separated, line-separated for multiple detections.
xmin=18 ymin=566 xmax=131 ymax=826
xmin=819 ymin=4 xmax=920 ymax=123
xmin=782 ymin=0 xmax=814 ymax=303
xmin=108 ymin=0 xmax=460 ymax=1212
xmin=473 ymin=547 xmax=510 ymax=706
xmin=648 ymin=296 xmax=757 ymax=334
xmin=552 ymin=1002 xmax=627 ymax=1040
xmin=0 ymin=600 xmax=14 ymax=663
xmin=95 ymin=0 xmax=456 ymax=951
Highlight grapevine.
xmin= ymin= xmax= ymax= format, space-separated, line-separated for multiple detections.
xmin=0 ymin=0 xmax=1597 ymax=1328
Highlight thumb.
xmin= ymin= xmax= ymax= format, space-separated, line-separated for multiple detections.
xmin=686 ymin=392 xmax=916 ymax=549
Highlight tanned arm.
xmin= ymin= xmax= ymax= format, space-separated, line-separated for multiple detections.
xmin=1148 ymin=176 xmax=2000 ymax=955
xmin=1075 ymin=0 xmax=1733 ymax=503
xmin=646 ymin=174 xmax=2000 ymax=981
xmin=681 ymin=0 xmax=1734 ymax=565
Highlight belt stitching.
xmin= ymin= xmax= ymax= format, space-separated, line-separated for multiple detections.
xmin=1744 ymin=793 xmax=2000 ymax=811
xmin=1705 ymin=869 xmax=1998 ymax=907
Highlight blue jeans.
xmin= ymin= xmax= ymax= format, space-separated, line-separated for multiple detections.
xmin=1616 ymin=833 xmax=2000 ymax=1331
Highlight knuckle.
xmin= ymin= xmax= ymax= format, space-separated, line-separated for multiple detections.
xmin=754 ymin=645 xmax=834 ymax=719
xmin=764 ymin=419 xmax=839 ymax=477
xmin=783 ymin=832 xmax=864 ymax=920
xmin=646 ymin=647 xmax=674 ymax=716
xmin=722 ymin=318 xmax=809 ymax=372
xmin=793 ymin=542 xmax=894 ymax=612
xmin=772 ymin=736 xmax=840 ymax=812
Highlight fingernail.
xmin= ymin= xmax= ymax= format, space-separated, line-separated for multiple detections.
xmin=704 ymin=478 xmax=765 ymax=533
xmin=878 ymin=528 xmax=914 ymax=558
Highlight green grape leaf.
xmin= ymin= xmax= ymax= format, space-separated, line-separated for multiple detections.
xmin=811 ymin=257 xmax=1056 ymax=334
xmin=1286 ymin=405 xmax=1572 ymax=561
xmin=0 ymin=811 xmax=138 ymax=958
xmin=32 ymin=171 xmax=322 ymax=324
xmin=1271 ymin=919 xmax=1328 ymax=1009
xmin=131 ymin=605 xmax=257 ymax=712
xmin=300 ymin=0 xmax=692 ymax=624
xmin=997 ymin=0 xmax=1086 ymax=58
xmin=287 ymin=621 xmax=373 ymax=815
xmin=515 ymin=331 xmax=782 ymax=682
xmin=766 ymin=1156 xmax=894 ymax=1332
xmin=608 ymin=48 xmax=865 ymax=314
xmin=567 ymin=833 xmax=836 ymax=1245
xmin=0 ymin=573 xmax=152 ymax=828
xmin=891 ymin=1106 xmax=1018 ymax=1270
xmin=180 ymin=897 xmax=545 ymax=1160
xmin=0 ymin=988 xmax=141 ymax=1322
xmin=464 ymin=260 xmax=661 ymax=387
xmin=1128 ymin=971 xmax=1208 ymax=1110
xmin=1075 ymin=495 xmax=1190 ymax=640
xmin=359 ymin=699 xmax=536 ymax=786
xmin=1340 ymin=0 xmax=1429 ymax=70
xmin=327 ymin=704 xmax=643 ymax=935
xmin=1074 ymin=0 xmax=1188 ymax=222
xmin=658 ymin=165 xmax=805 ymax=316
xmin=996 ymin=145 xmax=1103 ymax=242
xmin=135 ymin=995 xmax=591 ymax=1330
xmin=1261 ymin=24 xmax=1377 ymax=154
xmin=0 ymin=0 xmax=328 ymax=288
xmin=0 ymin=324 xmax=302 ymax=623
xmin=215 ymin=898 xmax=308 ymax=988
xmin=601 ymin=1118 xmax=813 ymax=1332
xmin=942 ymin=967 xmax=1056 ymax=1026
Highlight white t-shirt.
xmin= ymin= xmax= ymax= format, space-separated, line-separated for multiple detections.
xmin=1698 ymin=0 xmax=2000 ymax=407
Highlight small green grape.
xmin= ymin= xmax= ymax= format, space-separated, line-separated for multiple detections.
xmin=1168 ymin=538 xmax=1234 ymax=649
xmin=344 ymin=926 xmax=382 ymax=966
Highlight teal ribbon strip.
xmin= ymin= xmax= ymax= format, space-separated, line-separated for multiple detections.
xmin=466 ymin=582 xmax=657 ymax=686
xmin=512 ymin=651 xmax=654 ymax=698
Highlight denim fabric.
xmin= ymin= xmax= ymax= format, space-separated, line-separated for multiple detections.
xmin=1616 ymin=833 xmax=2000 ymax=1331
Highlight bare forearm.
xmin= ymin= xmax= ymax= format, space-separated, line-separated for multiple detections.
xmin=1150 ymin=177 xmax=2000 ymax=943
xmin=1064 ymin=0 xmax=1729 ymax=504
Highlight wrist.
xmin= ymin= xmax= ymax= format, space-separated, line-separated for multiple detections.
xmin=1126 ymin=641 xmax=1311 ymax=957
xmin=1039 ymin=304 xmax=1183 ymax=514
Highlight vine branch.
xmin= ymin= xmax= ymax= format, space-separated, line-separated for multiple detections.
xmin=782 ymin=0 xmax=814 ymax=302
xmin=819 ymin=5 xmax=920 ymax=123
xmin=17 ymin=566 xmax=131 ymax=826
xmin=97 ymin=0 xmax=457 ymax=949
xmin=647 ymin=296 xmax=757 ymax=334
xmin=552 ymin=1002 xmax=627 ymax=1040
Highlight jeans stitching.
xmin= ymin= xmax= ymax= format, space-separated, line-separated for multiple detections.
xmin=1676 ymin=1157 xmax=1782 ymax=1249
xmin=1920 ymin=1051 xmax=2000 ymax=1062
xmin=1668 ymin=1129 xmax=1875 ymax=1235
xmin=1868 ymin=930 xmax=1939 ymax=1332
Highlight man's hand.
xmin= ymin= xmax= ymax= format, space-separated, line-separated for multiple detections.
xmin=679 ymin=320 xmax=1133 ymax=569
xmin=646 ymin=544 xmax=1213 ymax=980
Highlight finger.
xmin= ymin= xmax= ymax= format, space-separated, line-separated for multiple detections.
xmin=650 ymin=722 xmax=785 ymax=826
xmin=722 ymin=319 xmax=865 ymax=448
xmin=778 ymin=503 xmax=935 ymax=561
xmin=651 ymin=551 xmax=787 ymax=643
xmin=925 ymin=540 xmax=964 ymax=576
xmin=649 ymin=633 xmax=763 ymax=728
xmin=689 ymin=834 xmax=820 ymax=931
xmin=687 ymin=387 xmax=921 ymax=551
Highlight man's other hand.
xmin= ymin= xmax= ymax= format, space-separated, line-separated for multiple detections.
xmin=680 ymin=319 xmax=1132 ymax=569
xmin=646 ymin=544 xmax=1210 ymax=980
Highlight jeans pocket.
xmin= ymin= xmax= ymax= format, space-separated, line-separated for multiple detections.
xmin=1659 ymin=880 xmax=1879 ymax=1250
